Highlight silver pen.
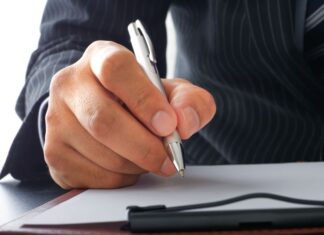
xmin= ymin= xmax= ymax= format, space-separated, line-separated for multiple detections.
xmin=128 ymin=20 xmax=185 ymax=177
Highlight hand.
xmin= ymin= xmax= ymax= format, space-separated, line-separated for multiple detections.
xmin=44 ymin=41 xmax=216 ymax=189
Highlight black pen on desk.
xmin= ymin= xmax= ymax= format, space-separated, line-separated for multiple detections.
xmin=128 ymin=20 xmax=185 ymax=177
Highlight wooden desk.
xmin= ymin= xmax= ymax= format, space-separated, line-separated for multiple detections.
xmin=1 ymin=178 xmax=324 ymax=235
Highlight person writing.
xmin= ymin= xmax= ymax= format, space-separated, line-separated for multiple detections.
xmin=1 ymin=0 xmax=323 ymax=189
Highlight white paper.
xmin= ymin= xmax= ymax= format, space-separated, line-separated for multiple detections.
xmin=25 ymin=162 xmax=324 ymax=225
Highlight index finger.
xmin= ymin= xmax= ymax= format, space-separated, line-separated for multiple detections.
xmin=88 ymin=41 xmax=177 ymax=137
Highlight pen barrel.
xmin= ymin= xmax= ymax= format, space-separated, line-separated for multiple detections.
xmin=128 ymin=21 xmax=185 ymax=174
xmin=137 ymin=58 xmax=167 ymax=97
xmin=142 ymin=62 xmax=167 ymax=98
xmin=128 ymin=26 xmax=167 ymax=97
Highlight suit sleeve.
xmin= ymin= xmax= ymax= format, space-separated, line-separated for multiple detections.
xmin=304 ymin=0 xmax=324 ymax=82
xmin=0 ymin=0 xmax=171 ymax=181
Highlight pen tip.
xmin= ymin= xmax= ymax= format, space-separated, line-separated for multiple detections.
xmin=179 ymin=170 xmax=184 ymax=177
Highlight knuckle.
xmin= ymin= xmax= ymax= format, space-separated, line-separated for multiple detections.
xmin=49 ymin=171 xmax=72 ymax=190
xmin=60 ymin=184 xmax=72 ymax=190
xmin=97 ymin=48 xmax=135 ymax=87
xmin=87 ymin=40 xmax=113 ymax=56
xmin=87 ymin=40 xmax=118 ymax=52
xmin=44 ymin=144 xmax=62 ymax=170
xmin=46 ymin=101 xmax=68 ymax=138
xmin=88 ymin=40 xmax=105 ymax=50
xmin=58 ymin=183 xmax=71 ymax=190
xmin=60 ymin=171 xmax=86 ymax=189
xmin=194 ymin=87 xmax=216 ymax=119
xmin=203 ymin=91 xmax=216 ymax=116
xmin=56 ymin=179 xmax=72 ymax=190
xmin=87 ymin=108 xmax=116 ymax=140
xmin=172 ymin=78 xmax=191 ymax=86
xmin=45 ymin=107 xmax=59 ymax=127
xmin=50 ymin=66 xmax=73 ymax=94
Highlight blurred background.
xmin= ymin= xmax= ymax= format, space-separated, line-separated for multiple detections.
xmin=0 ymin=1 xmax=47 ymax=170
xmin=0 ymin=1 xmax=176 ymax=173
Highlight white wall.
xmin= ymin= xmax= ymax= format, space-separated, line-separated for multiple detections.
xmin=0 ymin=1 xmax=47 ymax=170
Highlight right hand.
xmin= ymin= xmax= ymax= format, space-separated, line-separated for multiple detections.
xmin=44 ymin=41 xmax=216 ymax=189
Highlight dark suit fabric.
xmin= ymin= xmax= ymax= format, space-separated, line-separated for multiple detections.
xmin=1 ymin=0 xmax=323 ymax=181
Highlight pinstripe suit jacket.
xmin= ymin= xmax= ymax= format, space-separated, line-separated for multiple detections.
xmin=1 ymin=0 xmax=323 ymax=181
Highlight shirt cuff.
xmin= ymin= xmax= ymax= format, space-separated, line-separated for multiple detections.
xmin=37 ymin=97 xmax=49 ymax=148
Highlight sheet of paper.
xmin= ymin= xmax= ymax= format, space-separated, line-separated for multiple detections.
xmin=25 ymin=162 xmax=324 ymax=225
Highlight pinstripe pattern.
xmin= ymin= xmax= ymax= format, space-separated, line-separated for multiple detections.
xmin=172 ymin=0 xmax=324 ymax=165
xmin=305 ymin=0 xmax=324 ymax=78
xmin=1 ymin=0 xmax=323 ymax=180
xmin=306 ymin=3 xmax=324 ymax=31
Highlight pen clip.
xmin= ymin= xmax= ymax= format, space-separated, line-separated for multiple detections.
xmin=134 ymin=20 xmax=157 ymax=64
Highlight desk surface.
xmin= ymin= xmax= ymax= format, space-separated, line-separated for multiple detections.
xmin=2 ymin=177 xmax=324 ymax=234
xmin=0 ymin=176 xmax=65 ymax=226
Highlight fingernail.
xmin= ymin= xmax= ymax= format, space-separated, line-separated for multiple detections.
xmin=160 ymin=157 xmax=177 ymax=176
xmin=152 ymin=111 xmax=175 ymax=136
xmin=182 ymin=107 xmax=200 ymax=136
